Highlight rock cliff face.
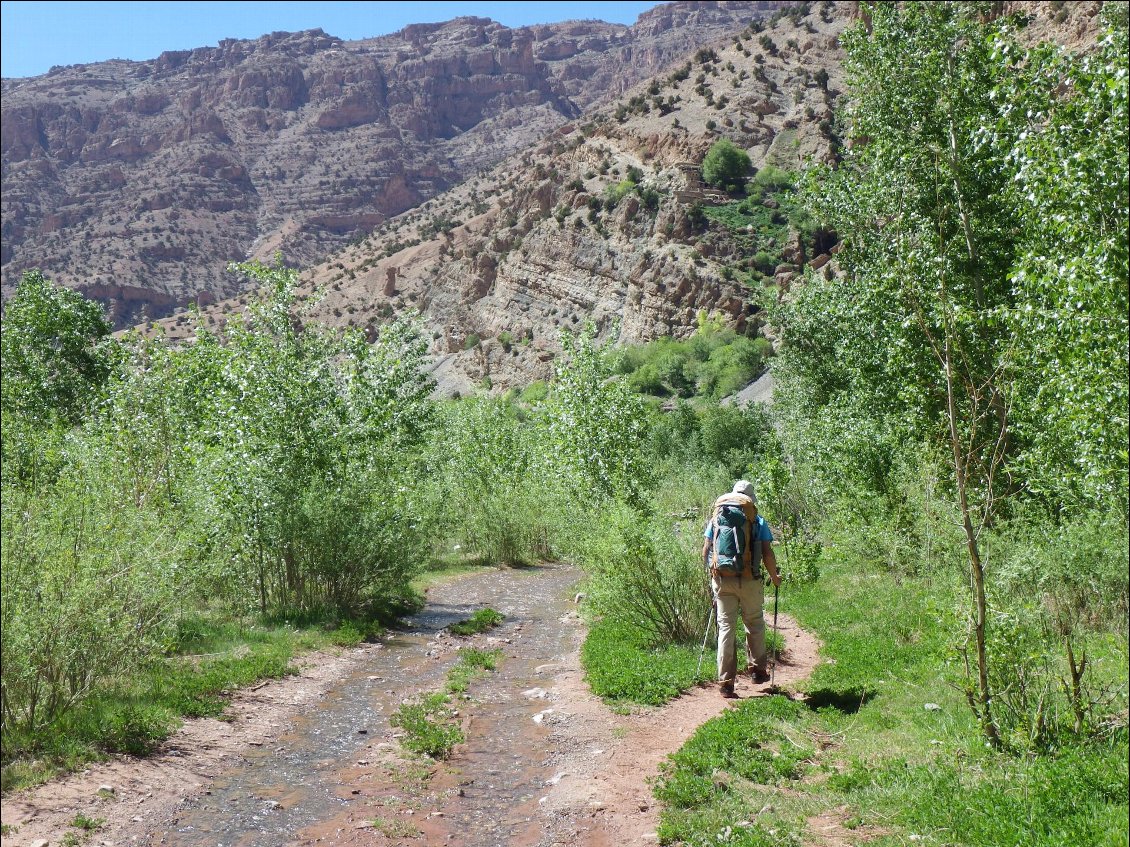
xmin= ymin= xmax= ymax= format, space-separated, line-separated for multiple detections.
xmin=2 ymin=1 xmax=787 ymax=325
xmin=176 ymin=0 xmax=1090 ymax=396
xmin=155 ymin=2 xmax=857 ymax=394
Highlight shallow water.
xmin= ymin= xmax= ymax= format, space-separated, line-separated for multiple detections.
xmin=154 ymin=563 xmax=582 ymax=847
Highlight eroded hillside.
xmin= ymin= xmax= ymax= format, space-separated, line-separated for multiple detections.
xmin=2 ymin=1 xmax=789 ymax=326
xmin=160 ymin=2 xmax=854 ymax=394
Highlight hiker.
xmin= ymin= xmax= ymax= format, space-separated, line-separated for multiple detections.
xmin=702 ymin=479 xmax=782 ymax=698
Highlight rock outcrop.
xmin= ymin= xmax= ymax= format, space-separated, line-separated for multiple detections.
xmin=2 ymin=2 xmax=788 ymax=325
xmin=153 ymin=2 xmax=859 ymax=394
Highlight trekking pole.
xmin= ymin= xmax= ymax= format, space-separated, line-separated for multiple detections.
xmin=696 ymin=602 xmax=716 ymax=678
xmin=769 ymin=582 xmax=780 ymax=685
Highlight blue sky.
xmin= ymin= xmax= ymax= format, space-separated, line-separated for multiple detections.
xmin=1 ymin=1 xmax=660 ymax=78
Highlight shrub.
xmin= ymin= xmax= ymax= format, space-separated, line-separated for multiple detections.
xmin=519 ymin=381 xmax=548 ymax=405
xmin=604 ymin=179 xmax=635 ymax=208
xmin=751 ymin=164 xmax=794 ymax=195
xmin=984 ymin=510 xmax=1129 ymax=750
xmin=1 ymin=475 xmax=178 ymax=743
xmin=576 ymin=503 xmax=707 ymax=646
xmin=389 ymin=693 xmax=463 ymax=759
xmin=429 ymin=398 xmax=551 ymax=566
xmin=698 ymin=403 xmax=778 ymax=477
xmin=701 ymin=140 xmax=752 ymax=193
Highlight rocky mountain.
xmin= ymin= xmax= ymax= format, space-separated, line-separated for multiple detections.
xmin=154 ymin=0 xmax=1100 ymax=396
xmin=156 ymin=1 xmax=856 ymax=395
xmin=2 ymin=0 xmax=792 ymax=327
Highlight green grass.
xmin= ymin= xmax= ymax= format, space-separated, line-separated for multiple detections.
xmin=449 ymin=607 xmax=505 ymax=636
xmin=371 ymin=815 xmax=422 ymax=838
xmin=702 ymin=200 xmax=790 ymax=254
xmin=389 ymin=692 xmax=464 ymax=759
xmin=655 ymin=696 xmax=816 ymax=845
xmin=581 ymin=604 xmax=787 ymax=706
xmin=829 ymin=746 xmax=1129 ymax=847
xmin=392 ymin=646 xmax=505 ymax=759
xmin=70 ymin=813 xmax=104 ymax=832
xmin=646 ymin=553 xmax=1130 ymax=846
xmin=446 ymin=648 xmax=503 ymax=695
xmin=582 ymin=618 xmax=712 ymax=705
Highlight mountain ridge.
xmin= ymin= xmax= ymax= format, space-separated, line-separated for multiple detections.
xmin=155 ymin=1 xmax=857 ymax=395
xmin=2 ymin=1 xmax=790 ymax=325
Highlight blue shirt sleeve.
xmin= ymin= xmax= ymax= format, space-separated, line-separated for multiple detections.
xmin=703 ymin=521 xmax=713 ymax=540
xmin=757 ymin=516 xmax=774 ymax=542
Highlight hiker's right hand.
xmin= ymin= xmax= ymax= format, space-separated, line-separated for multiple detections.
xmin=770 ymin=572 xmax=782 ymax=587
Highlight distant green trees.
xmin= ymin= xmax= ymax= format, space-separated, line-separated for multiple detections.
xmin=701 ymin=139 xmax=752 ymax=193
xmin=547 ymin=328 xmax=655 ymax=508
xmin=613 ymin=316 xmax=771 ymax=402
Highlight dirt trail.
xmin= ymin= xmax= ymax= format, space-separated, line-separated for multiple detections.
xmin=1 ymin=563 xmax=821 ymax=847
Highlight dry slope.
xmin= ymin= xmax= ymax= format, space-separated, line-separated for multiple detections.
xmin=156 ymin=2 xmax=855 ymax=395
xmin=2 ymin=1 xmax=789 ymax=327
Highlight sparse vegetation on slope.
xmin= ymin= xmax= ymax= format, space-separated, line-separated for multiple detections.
xmin=150 ymin=1 xmax=853 ymax=396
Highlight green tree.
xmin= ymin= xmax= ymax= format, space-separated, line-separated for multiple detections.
xmin=777 ymin=2 xmax=1128 ymax=748
xmin=97 ymin=259 xmax=437 ymax=618
xmin=431 ymin=397 xmax=549 ymax=565
xmin=545 ymin=327 xmax=654 ymax=508
xmin=701 ymin=139 xmax=752 ymax=193
xmin=1 ymin=270 xmax=113 ymax=428
xmin=776 ymin=1 xmax=1120 ymax=746
xmin=987 ymin=8 xmax=1129 ymax=506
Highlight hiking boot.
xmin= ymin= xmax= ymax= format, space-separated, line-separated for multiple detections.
xmin=751 ymin=666 xmax=771 ymax=684
xmin=720 ymin=682 xmax=737 ymax=699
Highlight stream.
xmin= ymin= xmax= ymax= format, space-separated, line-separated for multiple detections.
xmin=154 ymin=562 xmax=584 ymax=847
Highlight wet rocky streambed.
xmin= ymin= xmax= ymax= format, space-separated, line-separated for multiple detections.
xmin=4 ymin=561 xmax=818 ymax=847
xmin=158 ymin=562 xmax=586 ymax=847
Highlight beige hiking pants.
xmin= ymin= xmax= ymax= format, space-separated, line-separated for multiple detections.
xmin=712 ymin=574 xmax=767 ymax=685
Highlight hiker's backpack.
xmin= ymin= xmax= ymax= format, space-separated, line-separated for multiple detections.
xmin=710 ymin=493 xmax=762 ymax=578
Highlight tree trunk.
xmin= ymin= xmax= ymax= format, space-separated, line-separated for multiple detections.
xmin=1063 ymin=636 xmax=1088 ymax=735
xmin=944 ymin=335 xmax=1001 ymax=748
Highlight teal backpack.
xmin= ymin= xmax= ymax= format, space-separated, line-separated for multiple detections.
xmin=710 ymin=494 xmax=762 ymax=578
